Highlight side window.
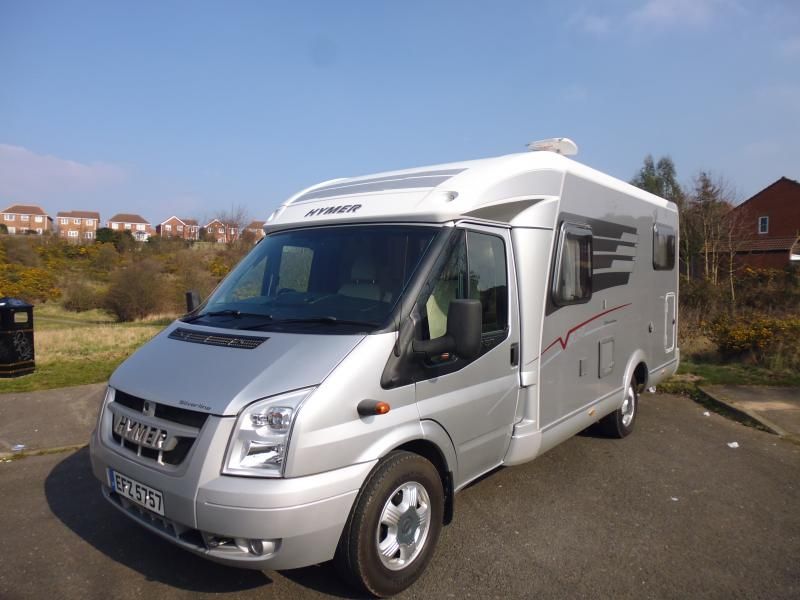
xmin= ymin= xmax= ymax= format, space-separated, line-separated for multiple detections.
xmin=467 ymin=231 xmax=508 ymax=334
xmin=278 ymin=245 xmax=314 ymax=292
xmin=653 ymin=223 xmax=675 ymax=270
xmin=553 ymin=223 xmax=592 ymax=305
xmin=424 ymin=232 xmax=467 ymax=340
xmin=229 ymin=255 xmax=269 ymax=301
xmin=422 ymin=229 xmax=509 ymax=344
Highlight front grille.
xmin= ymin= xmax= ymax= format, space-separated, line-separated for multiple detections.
xmin=169 ymin=327 xmax=267 ymax=349
xmin=107 ymin=390 xmax=209 ymax=468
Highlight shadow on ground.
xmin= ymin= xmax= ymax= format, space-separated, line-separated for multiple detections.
xmin=44 ymin=448 xmax=272 ymax=594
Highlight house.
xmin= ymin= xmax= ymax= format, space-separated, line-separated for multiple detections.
xmin=244 ymin=220 xmax=266 ymax=241
xmin=0 ymin=204 xmax=53 ymax=235
xmin=56 ymin=210 xmax=100 ymax=242
xmin=107 ymin=213 xmax=153 ymax=242
xmin=730 ymin=177 xmax=800 ymax=269
xmin=204 ymin=219 xmax=239 ymax=244
xmin=156 ymin=216 xmax=201 ymax=240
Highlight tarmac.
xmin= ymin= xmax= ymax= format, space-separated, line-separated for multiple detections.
xmin=0 ymin=381 xmax=798 ymax=457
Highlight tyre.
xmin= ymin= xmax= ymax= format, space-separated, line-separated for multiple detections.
xmin=334 ymin=450 xmax=444 ymax=597
xmin=598 ymin=376 xmax=638 ymax=438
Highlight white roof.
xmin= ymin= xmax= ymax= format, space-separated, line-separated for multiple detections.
xmin=267 ymin=151 xmax=673 ymax=229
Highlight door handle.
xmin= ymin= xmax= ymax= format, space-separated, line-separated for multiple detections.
xmin=510 ymin=343 xmax=519 ymax=367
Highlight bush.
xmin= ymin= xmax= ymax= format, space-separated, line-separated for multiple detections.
xmin=103 ymin=259 xmax=167 ymax=321
xmin=707 ymin=314 xmax=800 ymax=369
xmin=0 ymin=263 xmax=60 ymax=302
xmin=62 ymin=279 xmax=106 ymax=312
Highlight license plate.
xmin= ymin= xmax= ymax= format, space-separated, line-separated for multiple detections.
xmin=108 ymin=469 xmax=165 ymax=516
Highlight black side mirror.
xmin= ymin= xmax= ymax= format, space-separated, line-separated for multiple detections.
xmin=412 ymin=299 xmax=482 ymax=361
xmin=185 ymin=290 xmax=200 ymax=313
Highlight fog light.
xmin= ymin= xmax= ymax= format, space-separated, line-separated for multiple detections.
xmin=247 ymin=539 xmax=276 ymax=556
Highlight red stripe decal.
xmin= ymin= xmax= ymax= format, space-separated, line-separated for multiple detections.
xmin=540 ymin=303 xmax=632 ymax=357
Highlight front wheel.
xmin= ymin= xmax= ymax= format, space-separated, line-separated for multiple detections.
xmin=598 ymin=377 xmax=638 ymax=438
xmin=334 ymin=451 xmax=444 ymax=597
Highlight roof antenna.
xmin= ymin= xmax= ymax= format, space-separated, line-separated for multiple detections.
xmin=526 ymin=137 xmax=578 ymax=156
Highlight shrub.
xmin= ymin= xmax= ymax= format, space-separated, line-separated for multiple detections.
xmin=707 ymin=314 xmax=800 ymax=369
xmin=0 ymin=263 xmax=60 ymax=302
xmin=103 ymin=259 xmax=167 ymax=321
xmin=62 ymin=278 xmax=106 ymax=312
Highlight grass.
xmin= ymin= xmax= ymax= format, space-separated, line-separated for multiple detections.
xmin=0 ymin=305 xmax=172 ymax=393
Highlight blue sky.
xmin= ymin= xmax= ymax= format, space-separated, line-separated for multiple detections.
xmin=1 ymin=0 xmax=798 ymax=225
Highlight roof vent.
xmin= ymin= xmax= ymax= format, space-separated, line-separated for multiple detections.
xmin=526 ymin=137 xmax=578 ymax=156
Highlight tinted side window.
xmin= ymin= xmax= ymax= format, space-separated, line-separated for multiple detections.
xmin=553 ymin=223 xmax=592 ymax=305
xmin=653 ymin=224 xmax=675 ymax=270
xmin=467 ymin=231 xmax=508 ymax=333
xmin=424 ymin=232 xmax=467 ymax=340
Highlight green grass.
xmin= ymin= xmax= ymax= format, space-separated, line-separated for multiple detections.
xmin=661 ymin=359 xmax=800 ymax=391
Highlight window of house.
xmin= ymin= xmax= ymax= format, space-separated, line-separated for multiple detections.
xmin=136 ymin=224 xmax=145 ymax=231
xmin=68 ymin=230 xmax=78 ymax=237
xmin=758 ymin=216 xmax=769 ymax=234
xmin=85 ymin=232 xmax=94 ymax=239
xmin=60 ymin=218 xmax=68 ymax=225
xmin=177 ymin=225 xmax=183 ymax=231
xmin=3 ymin=214 xmax=13 ymax=221
xmin=653 ymin=223 xmax=676 ymax=270
xmin=35 ymin=216 xmax=43 ymax=223
xmin=218 ymin=227 xmax=224 ymax=234
xmin=421 ymin=229 xmax=509 ymax=346
xmin=124 ymin=223 xmax=131 ymax=229
xmin=8 ymin=226 xmax=15 ymax=233
xmin=73 ymin=218 xmax=81 ymax=224
xmin=36 ymin=228 xmax=43 ymax=234
xmin=165 ymin=224 xmax=172 ymax=231
xmin=553 ymin=223 xmax=593 ymax=305
xmin=86 ymin=219 xmax=94 ymax=226
xmin=111 ymin=223 xmax=118 ymax=229
xmin=21 ymin=215 xmax=29 ymax=221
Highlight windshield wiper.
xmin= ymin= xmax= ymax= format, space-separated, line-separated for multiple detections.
xmin=182 ymin=310 xmax=269 ymax=323
xmin=241 ymin=316 xmax=379 ymax=329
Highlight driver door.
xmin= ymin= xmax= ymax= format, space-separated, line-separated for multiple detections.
xmin=414 ymin=225 xmax=520 ymax=486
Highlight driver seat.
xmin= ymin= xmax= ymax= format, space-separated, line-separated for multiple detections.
xmin=338 ymin=256 xmax=381 ymax=301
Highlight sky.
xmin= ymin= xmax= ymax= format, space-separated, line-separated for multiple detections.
xmin=1 ymin=0 xmax=799 ymax=225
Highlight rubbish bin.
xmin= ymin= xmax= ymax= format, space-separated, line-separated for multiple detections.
xmin=0 ymin=297 xmax=35 ymax=377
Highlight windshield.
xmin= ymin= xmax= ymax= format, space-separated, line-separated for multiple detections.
xmin=190 ymin=225 xmax=439 ymax=332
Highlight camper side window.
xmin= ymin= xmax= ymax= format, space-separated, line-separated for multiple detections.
xmin=553 ymin=223 xmax=592 ymax=306
xmin=653 ymin=224 xmax=675 ymax=270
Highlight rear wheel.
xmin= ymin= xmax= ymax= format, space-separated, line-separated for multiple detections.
xmin=334 ymin=451 xmax=444 ymax=597
xmin=598 ymin=376 xmax=638 ymax=438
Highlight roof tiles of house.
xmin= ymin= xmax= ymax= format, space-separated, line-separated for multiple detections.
xmin=57 ymin=210 xmax=101 ymax=219
xmin=2 ymin=204 xmax=47 ymax=215
xmin=108 ymin=213 xmax=150 ymax=224
xmin=737 ymin=236 xmax=800 ymax=252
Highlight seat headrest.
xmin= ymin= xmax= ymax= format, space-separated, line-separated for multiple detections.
xmin=351 ymin=256 xmax=376 ymax=281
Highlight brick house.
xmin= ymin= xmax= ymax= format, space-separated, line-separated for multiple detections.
xmin=0 ymin=204 xmax=53 ymax=235
xmin=730 ymin=177 xmax=800 ymax=269
xmin=204 ymin=218 xmax=239 ymax=244
xmin=244 ymin=220 xmax=266 ymax=241
xmin=107 ymin=213 xmax=153 ymax=242
xmin=56 ymin=210 xmax=100 ymax=242
xmin=156 ymin=216 xmax=201 ymax=240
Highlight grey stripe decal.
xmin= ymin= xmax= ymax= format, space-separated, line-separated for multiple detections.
xmin=593 ymin=272 xmax=631 ymax=292
xmin=592 ymin=254 xmax=634 ymax=269
xmin=292 ymin=168 xmax=467 ymax=204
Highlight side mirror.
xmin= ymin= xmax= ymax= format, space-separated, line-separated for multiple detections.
xmin=412 ymin=299 xmax=482 ymax=361
xmin=185 ymin=290 xmax=200 ymax=313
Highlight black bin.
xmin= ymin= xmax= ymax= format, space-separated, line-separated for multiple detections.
xmin=0 ymin=297 xmax=35 ymax=377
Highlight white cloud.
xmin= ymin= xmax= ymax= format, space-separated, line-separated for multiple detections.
xmin=0 ymin=144 xmax=126 ymax=201
xmin=629 ymin=0 xmax=742 ymax=28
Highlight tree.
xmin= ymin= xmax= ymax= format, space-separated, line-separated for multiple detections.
xmin=631 ymin=155 xmax=698 ymax=278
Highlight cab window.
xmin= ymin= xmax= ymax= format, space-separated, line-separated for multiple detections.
xmin=553 ymin=223 xmax=592 ymax=305
xmin=422 ymin=229 xmax=508 ymax=351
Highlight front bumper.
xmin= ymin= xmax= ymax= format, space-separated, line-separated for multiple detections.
xmin=89 ymin=420 xmax=376 ymax=570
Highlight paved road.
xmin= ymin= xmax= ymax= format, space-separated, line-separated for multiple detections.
xmin=1 ymin=393 xmax=798 ymax=599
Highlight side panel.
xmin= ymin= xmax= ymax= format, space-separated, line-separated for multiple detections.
xmin=538 ymin=174 xmax=659 ymax=429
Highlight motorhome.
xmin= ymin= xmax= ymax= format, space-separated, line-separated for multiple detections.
xmin=90 ymin=139 xmax=679 ymax=597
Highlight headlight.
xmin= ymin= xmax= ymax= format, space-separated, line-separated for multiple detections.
xmin=223 ymin=387 xmax=314 ymax=478
xmin=96 ymin=386 xmax=115 ymax=429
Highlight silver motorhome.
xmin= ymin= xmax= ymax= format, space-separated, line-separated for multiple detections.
xmin=90 ymin=139 xmax=679 ymax=597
